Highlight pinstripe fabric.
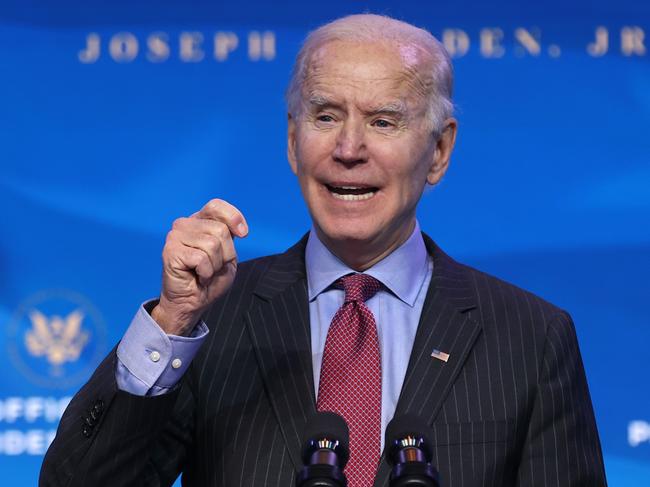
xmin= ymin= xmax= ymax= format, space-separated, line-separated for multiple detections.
xmin=40 ymin=234 xmax=607 ymax=486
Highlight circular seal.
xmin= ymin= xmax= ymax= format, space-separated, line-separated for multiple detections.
xmin=6 ymin=289 xmax=108 ymax=389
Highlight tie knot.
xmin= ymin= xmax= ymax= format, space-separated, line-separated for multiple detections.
xmin=337 ymin=273 xmax=381 ymax=303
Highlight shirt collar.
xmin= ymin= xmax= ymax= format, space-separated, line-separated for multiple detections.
xmin=305 ymin=221 xmax=429 ymax=307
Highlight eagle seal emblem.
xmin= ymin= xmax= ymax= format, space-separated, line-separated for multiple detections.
xmin=25 ymin=309 xmax=90 ymax=376
xmin=7 ymin=290 xmax=107 ymax=389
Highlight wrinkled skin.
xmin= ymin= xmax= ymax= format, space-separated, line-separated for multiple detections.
xmin=287 ymin=40 xmax=457 ymax=270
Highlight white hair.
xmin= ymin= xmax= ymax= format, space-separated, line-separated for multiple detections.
xmin=286 ymin=14 xmax=454 ymax=135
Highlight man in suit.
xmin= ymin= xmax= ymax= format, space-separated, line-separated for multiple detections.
xmin=40 ymin=13 xmax=607 ymax=487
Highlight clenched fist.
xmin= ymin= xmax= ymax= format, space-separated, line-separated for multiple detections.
xmin=150 ymin=199 xmax=248 ymax=335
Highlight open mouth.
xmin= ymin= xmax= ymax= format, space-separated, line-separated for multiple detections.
xmin=325 ymin=184 xmax=379 ymax=201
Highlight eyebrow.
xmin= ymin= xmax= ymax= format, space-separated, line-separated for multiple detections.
xmin=367 ymin=100 xmax=408 ymax=117
xmin=308 ymin=93 xmax=336 ymax=108
xmin=307 ymin=93 xmax=408 ymax=118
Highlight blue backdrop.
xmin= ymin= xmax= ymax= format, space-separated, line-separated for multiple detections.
xmin=1 ymin=1 xmax=649 ymax=484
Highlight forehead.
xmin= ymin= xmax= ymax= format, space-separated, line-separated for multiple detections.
xmin=303 ymin=40 xmax=432 ymax=107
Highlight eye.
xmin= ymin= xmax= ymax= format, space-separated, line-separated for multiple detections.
xmin=372 ymin=118 xmax=394 ymax=128
xmin=316 ymin=114 xmax=335 ymax=123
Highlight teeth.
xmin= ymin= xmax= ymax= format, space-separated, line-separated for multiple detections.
xmin=331 ymin=191 xmax=376 ymax=201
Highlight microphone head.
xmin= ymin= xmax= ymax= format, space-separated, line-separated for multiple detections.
xmin=301 ymin=411 xmax=350 ymax=468
xmin=385 ymin=414 xmax=433 ymax=465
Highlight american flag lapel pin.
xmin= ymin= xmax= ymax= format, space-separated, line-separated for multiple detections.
xmin=431 ymin=348 xmax=450 ymax=363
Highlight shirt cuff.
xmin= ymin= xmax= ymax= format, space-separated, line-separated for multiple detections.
xmin=116 ymin=300 xmax=209 ymax=395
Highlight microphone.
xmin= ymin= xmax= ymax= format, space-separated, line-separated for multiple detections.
xmin=296 ymin=411 xmax=350 ymax=487
xmin=385 ymin=414 xmax=440 ymax=487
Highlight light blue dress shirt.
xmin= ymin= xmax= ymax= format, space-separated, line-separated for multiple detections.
xmin=116 ymin=222 xmax=432 ymax=447
xmin=116 ymin=305 xmax=208 ymax=395
xmin=305 ymin=223 xmax=432 ymax=446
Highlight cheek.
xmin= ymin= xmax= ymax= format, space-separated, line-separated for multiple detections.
xmin=381 ymin=149 xmax=432 ymax=202
xmin=404 ymin=140 xmax=435 ymax=182
xmin=378 ymin=143 xmax=427 ymax=179
xmin=295 ymin=132 xmax=334 ymax=173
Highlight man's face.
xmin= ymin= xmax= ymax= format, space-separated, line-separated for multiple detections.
xmin=288 ymin=40 xmax=456 ymax=267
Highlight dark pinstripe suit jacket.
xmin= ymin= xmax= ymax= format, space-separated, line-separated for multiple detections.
xmin=40 ymin=234 xmax=607 ymax=486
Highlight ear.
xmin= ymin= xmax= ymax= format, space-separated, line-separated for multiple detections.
xmin=287 ymin=113 xmax=298 ymax=175
xmin=426 ymin=117 xmax=457 ymax=185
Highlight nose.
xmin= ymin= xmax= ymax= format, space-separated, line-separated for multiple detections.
xmin=332 ymin=117 xmax=367 ymax=166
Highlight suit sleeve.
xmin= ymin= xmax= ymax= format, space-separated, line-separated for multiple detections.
xmin=39 ymin=347 xmax=196 ymax=486
xmin=516 ymin=312 xmax=607 ymax=486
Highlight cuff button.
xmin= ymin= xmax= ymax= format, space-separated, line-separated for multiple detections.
xmin=171 ymin=358 xmax=182 ymax=369
xmin=92 ymin=399 xmax=104 ymax=415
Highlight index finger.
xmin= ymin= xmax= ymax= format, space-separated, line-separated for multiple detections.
xmin=194 ymin=198 xmax=248 ymax=238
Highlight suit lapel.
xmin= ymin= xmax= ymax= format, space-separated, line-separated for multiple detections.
xmin=375 ymin=234 xmax=482 ymax=485
xmin=395 ymin=235 xmax=481 ymax=422
xmin=244 ymin=233 xmax=482 ymax=480
xmin=244 ymin=235 xmax=316 ymax=471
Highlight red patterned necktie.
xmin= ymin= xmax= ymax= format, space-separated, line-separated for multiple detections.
xmin=317 ymin=273 xmax=382 ymax=487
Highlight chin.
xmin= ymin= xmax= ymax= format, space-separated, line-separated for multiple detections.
xmin=315 ymin=218 xmax=382 ymax=245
